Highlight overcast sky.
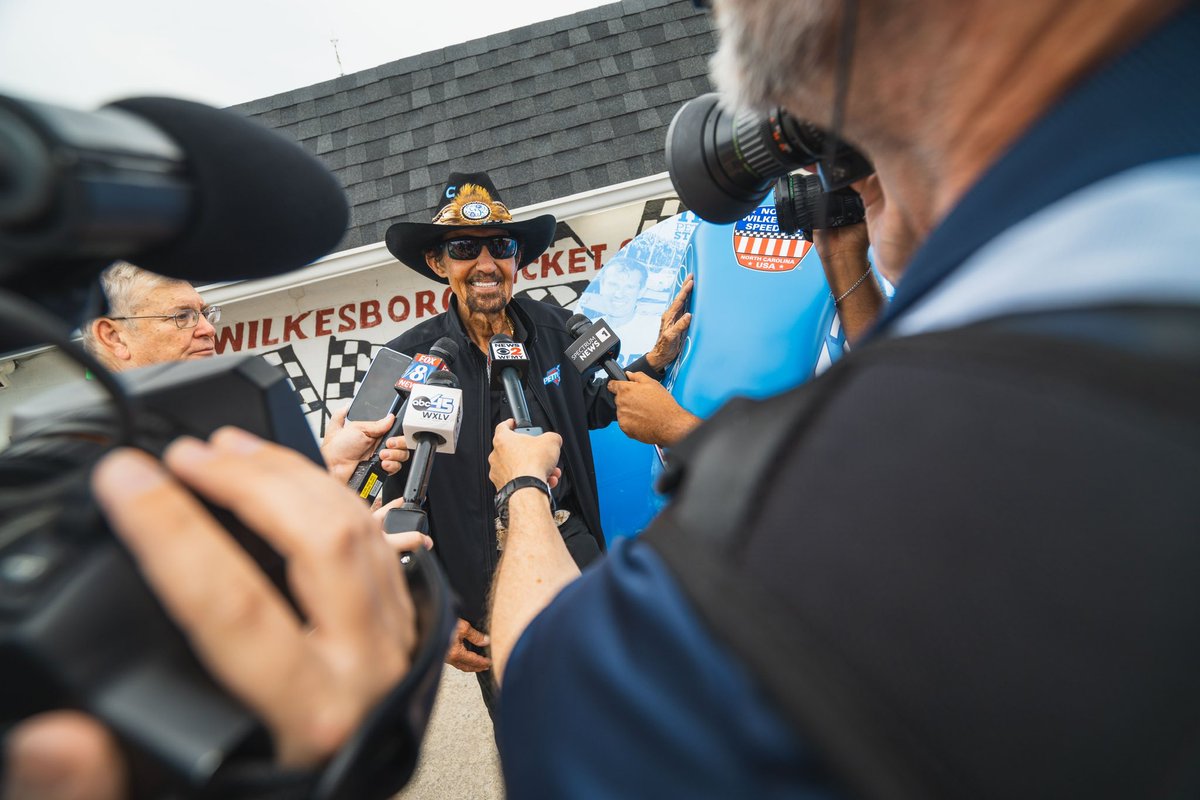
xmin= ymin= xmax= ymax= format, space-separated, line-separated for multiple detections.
xmin=0 ymin=0 xmax=614 ymax=109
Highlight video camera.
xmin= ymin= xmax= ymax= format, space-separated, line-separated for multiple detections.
xmin=665 ymin=92 xmax=872 ymax=228
xmin=0 ymin=92 xmax=452 ymax=799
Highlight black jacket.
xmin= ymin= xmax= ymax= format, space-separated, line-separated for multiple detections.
xmin=382 ymin=296 xmax=644 ymax=626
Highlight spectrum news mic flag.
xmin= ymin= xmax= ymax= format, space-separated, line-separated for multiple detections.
xmin=565 ymin=313 xmax=627 ymax=381
xmin=383 ymin=370 xmax=463 ymax=535
xmin=0 ymin=93 xmax=348 ymax=340
xmin=349 ymin=337 xmax=459 ymax=504
xmin=488 ymin=333 xmax=543 ymax=435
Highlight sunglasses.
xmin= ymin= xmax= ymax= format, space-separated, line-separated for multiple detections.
xmin=441 ymin=236 xmax=519 ymax=261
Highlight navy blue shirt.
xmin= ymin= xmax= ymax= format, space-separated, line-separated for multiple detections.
xmin=499 ymin=539 xmax=840 ymax=799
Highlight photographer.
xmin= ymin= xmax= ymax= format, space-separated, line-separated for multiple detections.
xmin=485 ymin=0 xmax=1200 ymax=797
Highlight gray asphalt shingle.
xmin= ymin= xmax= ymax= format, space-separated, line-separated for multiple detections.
xmin=231 ymin=0 xmax=715 ymax=251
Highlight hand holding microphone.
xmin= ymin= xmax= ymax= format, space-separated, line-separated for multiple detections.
xmin=565 ymin=313 xmax=627 ymax=381
xmin=488 ymin=334 xmax=543 ymax=436
xmin=347 ymin=337 xmax=459 ymax=504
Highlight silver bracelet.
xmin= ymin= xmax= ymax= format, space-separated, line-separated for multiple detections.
xmin=834 ymin=265 xmax=874 ymax=304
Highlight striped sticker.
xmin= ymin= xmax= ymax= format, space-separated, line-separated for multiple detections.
xmin=731 ymin=205 xmax=811 ymax=272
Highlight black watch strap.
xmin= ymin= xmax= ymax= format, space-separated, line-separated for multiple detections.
xmin=494 ymin=476 xmax=554 ymax=527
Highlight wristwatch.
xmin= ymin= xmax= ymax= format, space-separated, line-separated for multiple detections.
xmin=494 ymin=475 xmax=554 ymax=529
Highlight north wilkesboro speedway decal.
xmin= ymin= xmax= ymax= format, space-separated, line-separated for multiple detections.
xmin=731 ymin=203 xmax=811 ymax=273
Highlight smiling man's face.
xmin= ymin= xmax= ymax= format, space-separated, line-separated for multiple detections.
xmin=427 ymin=227 xmax=519 ymax=316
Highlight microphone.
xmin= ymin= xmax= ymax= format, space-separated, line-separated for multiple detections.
xmin=0 ymin=93 xmax=348 ymax=287
xmin=394 ymin=337 xmax=459 ymax=396
xmin=565 ymin=313 xmax=627 ymax=381
xmin=383 ymin=370 xmax=463 ymax=535
xmin=350 ymin=337 xmax=459 ymax=504
xmin=488 ymin=334 xmax=542 ymax=436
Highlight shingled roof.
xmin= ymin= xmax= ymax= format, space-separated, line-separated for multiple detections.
xmin=231 ymin=0 xmax=716 ymax=252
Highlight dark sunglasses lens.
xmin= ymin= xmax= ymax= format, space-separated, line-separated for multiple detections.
xmin=488 ymin=237 xmax=519 ymax=259
xmin=445 ymin=239 xmax=483 ymax=260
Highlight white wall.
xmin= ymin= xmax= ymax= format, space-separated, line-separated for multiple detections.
xmin=0 ymin=176 xmax=680 ymax=444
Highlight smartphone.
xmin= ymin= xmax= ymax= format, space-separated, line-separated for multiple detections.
xmin=346 ymin=347 xmax=413 ymax=422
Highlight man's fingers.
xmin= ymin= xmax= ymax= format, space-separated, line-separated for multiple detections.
xmin=446 ymin=648 xmax=492 ymax=673
xmin=383 ymin=530 xmax=434 ymax=553
xmin=378 ymin=449 xmax=408 ymax=473
xmin=664 ymin=276 xmax=694 ymax=321
xmin=359 ymin=413 xmax=395 ymax=438
xmin=626 ymin=370 xmax=655 ymax=385
xmin=92 ymin=448 xmax=313 ymax=735
xmin=161 ymin=430 xmax=399 ymax=654
xmin=462 ymin=624 xmax=491 ymax=648
xmin=3 ymin=711 xmax=126 ymax=800
xmin=668 ymin=311 xmax=692 ymax=338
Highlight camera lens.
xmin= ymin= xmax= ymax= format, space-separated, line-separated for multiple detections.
xmin=665 ymin=92 xmax=873 ymax=224
xmin=774 ymin=173 xmax=866 ymax=237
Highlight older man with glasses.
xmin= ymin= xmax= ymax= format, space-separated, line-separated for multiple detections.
xmin=81 ymin=261 xmax=219 ymax=372
xmin=379 ymin=171 xmax=691 ymax=716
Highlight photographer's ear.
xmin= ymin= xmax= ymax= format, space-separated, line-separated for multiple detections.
xmin=92 ymin=318 xmax=131 ymax=365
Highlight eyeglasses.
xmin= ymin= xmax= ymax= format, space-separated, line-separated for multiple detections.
xmin=109 ymin=306 xmax=221 ymax=329
xmin=441 ymin=236 xmax=519 ymax=261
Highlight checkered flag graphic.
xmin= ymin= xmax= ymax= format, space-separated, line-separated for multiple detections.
xmin=636 ymin=198 xmax=686 ymax=235
xmin=324 ymin=336 xmax=380 ymax=406
xmin=517 ymin=280 xmax=591 ymax=310
xmin=261 ymin=345 xmax=326 ymax=418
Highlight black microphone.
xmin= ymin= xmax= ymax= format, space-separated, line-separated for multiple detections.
xmin=383 ymin=370 xmax=463 ymax=535
xmin=350 ymin=337 xmax=459 ymax=504
xmin=565 ymin=313 xmax=627 ymax=381
xmin=0 ymin=93 xmax=348 ymax=286
xmin=488 ymin=333 xmax=542 ymax=436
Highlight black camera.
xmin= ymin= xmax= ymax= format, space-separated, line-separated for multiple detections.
xmin=0 ymin=356 xmax=453 ymax=799
xmin=774 ymin=172 xmax=866 ymax=241
xmin=665 ymin=92 xmax=873 ymax=224
xmin=0 ymin=92 xmax=452 ymax=799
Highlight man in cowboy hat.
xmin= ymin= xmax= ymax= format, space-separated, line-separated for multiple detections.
xmin=379 ymin=170 xmax=691 ymax=713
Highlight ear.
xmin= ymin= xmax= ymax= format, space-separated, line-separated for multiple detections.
xmin=425 ymin=250 xmax=447 ymax=278
xmin=92 ymin=318 xmax=132 ymax=363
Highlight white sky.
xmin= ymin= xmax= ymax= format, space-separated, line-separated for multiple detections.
xmin=0 ymin=0 xmax=614 ymax=109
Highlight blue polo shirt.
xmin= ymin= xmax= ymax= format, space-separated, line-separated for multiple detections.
xmin=498 ymin=7 xmax=1200 ymax=797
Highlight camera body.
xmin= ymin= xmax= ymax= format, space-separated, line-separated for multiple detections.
xmin=0 ymin=355 xmax=319 ymax=793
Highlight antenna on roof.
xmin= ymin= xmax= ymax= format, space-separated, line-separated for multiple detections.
xmin=330 ymin=38 xmax=345 ymax=76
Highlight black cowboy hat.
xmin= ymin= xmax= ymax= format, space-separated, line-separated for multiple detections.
xmin=384 ymin=171 xmax=557 ymax=284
